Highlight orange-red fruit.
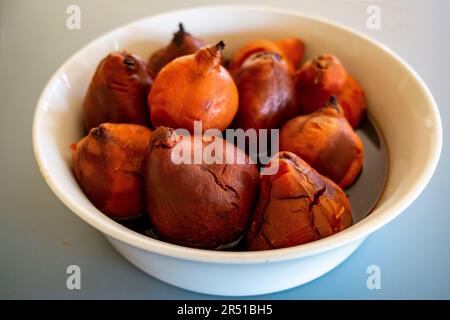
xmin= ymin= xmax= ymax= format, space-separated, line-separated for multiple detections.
xmin=337 ymin=75 xmax=366 ymax=128
xmin=275 ymin=38 xmax=305 ymax=69
xmin=228 ymin=38 xmax=305 ymax=74
xmin=295 ymin=54 xmax=347 ymax=114
xmin=72 ymin=123 xmax=152 ymax=220
xmin=82 ymin=51 xmax=152 ymax=131
xmin=144 ymin=127 xmax=260 ymax=249
xmin=147 ymin=23 xmax=206 ymax=77
xmin=246 ymin=152 xmax=353 ymax=251
xmin=280 ymin=98 xmax=364 ymax=189
xmin=233 ymin=51 xmax=297 ymax=130
xmin=149 ymin=41 xmax=238 ymax=133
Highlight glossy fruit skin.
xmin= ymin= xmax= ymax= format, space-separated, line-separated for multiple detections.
xmin=280 ymin=98 xmax=364 ymax=189
xmin=72 ymin=123 xmax=152 ymax=220
xmin=275 ymin=38 xmax=305 ymax=69
xmin=228 ymin=38 xmax=304 ymax=74
xmin=337 ymin=75 xmax=366 ymax=128
xmin=144 ymin=126 xmax=260 ymax=249
xmin=295 ymin=54 xmax=347 ymax=114
xmin=149 ymin=42 xmax=238 ymax=133
xmin=148 ymin=23 xmax=206 ymax=77
xmin=233 ymin=51 xmax=298 ymax=130
xmin=83 ymin=51 xmax=152 ymax=131
xmin=246 ymin=151 xmax=352 ymax=251
xmin=295 ymin=54 xmax=366 ymax=127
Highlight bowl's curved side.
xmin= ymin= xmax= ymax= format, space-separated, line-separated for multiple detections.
xmin=33 ymin=5 xmax=442 ymax=265
xmin=106 ymin=235 xmax=366 ymax=296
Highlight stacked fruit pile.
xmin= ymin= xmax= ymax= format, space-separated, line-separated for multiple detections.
xmin=71 ymin=24 xmax=366 ymax=250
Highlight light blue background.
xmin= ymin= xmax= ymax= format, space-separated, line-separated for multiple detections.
xmin=0 ymin=0 xmax=449 ymax=299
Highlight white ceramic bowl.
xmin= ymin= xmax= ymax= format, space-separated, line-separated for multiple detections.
xmin=33 ymin=6 xmax=442 ymax=296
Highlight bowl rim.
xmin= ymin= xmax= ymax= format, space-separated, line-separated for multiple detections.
xmin=32 ymin=4 xmax=443 ymax=264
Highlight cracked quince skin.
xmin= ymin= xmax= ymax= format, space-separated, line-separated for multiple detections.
xmin=143 ymin=126 xmax=260 ymax=249
xmin=245 ymin=151 xmax=352 ymax=251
